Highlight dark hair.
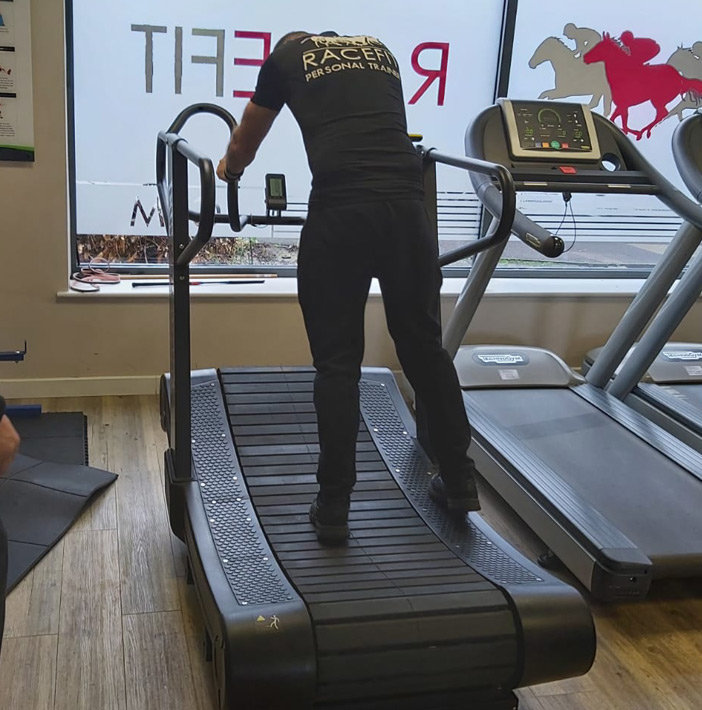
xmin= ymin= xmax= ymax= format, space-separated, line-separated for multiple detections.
xmin=274 ymin=31 xmax=311 ymax=52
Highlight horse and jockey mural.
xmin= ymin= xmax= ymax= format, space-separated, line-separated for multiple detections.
xmin=529 ymin=25 xmax=702 ymax=140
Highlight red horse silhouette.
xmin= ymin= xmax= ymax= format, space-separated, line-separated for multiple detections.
xmin=583 ymin=32 xmax=702 ymax=139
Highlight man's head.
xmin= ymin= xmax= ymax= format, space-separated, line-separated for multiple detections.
xmin=274 ymin=31 xmax=312 ymax=52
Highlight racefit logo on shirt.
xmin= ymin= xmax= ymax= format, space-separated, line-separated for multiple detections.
xmin=301 ymin=35 xmax=400 ymax=83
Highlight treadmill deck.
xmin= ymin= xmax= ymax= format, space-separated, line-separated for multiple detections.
xmin=168 ymin=367 xmax=595 ymax=708
xmin=465 ymin=385 xmax=702 ymax=592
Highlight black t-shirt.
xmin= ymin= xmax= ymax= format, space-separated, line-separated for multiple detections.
xmin=252 ymin=34 xmax=423 ymax=206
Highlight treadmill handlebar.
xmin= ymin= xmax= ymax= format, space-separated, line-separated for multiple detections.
xmin=417 ymin=147 xmax=517 ymax=266
xmin=156 ymin=103 xmax=235 ymax=265
xmin=465 ymin=103 xmax=702 ymax=253
xmin=168 ymin=102 xmax=237 ymax=134
xmin=157 ymin=131 xmax=217 ymax=266
xmin=593 ymin=112 xmax=702 ymax=231
xmin=465 ymin=110 xmax=564 ymax=258
xmin=157 ymin=103 xmax=305 ymax=267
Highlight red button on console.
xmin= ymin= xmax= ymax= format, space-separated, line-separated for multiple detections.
xmin=559 ymin=166 xmax=576 ymax=174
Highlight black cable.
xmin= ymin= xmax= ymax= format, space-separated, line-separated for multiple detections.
xmin=553 ymin=191 xmax=578 ymax=253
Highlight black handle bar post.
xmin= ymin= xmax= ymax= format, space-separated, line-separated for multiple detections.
xmin=157 ymin=103 xmax=239 ymax=482
xmin=170 ymin=145 xmax=193 ymax=480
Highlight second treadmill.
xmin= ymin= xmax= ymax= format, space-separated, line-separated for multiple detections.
xmin=446 ymin=99 xmax=702 ymax=602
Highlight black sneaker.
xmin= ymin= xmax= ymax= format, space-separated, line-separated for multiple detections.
xmin=428 ymin=475 xmax=481 ymax=514
xmin=309 ymin=496 xmax=350 ymax=545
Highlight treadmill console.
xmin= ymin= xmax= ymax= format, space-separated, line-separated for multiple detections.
xmin=499 ymin=99 xmax=601 ymax=162
xmin=265 ymin=173 xmax=288 ymax=212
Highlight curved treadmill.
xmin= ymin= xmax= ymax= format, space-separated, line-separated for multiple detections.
xmin=156 ymin=104 xmax=595 ymax=710
xmin=451 ymin=99 xmax=702 ymax=603
xmin=167 ymin=367 xmax=593 ymax=709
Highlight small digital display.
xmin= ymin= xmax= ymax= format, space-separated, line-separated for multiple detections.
xmin=500 ymin=99 xmax=601 ymax=161
xmin=265 ymin=173 xmax=287 ymax=211
xmin=269 ymin=177 xmax=284 ymax=198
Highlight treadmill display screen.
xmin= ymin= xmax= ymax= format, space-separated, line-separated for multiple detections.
xmin=268 ymin=177 xmax=284 ymax=198
xmin=501 ymin=100 xmax=601 ymax=161
xmin=265 ymin=173 xmax=288 ymax=210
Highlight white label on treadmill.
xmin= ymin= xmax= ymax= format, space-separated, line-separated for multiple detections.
xmin=662 ymin=350 xmax=702 ymax=362
xmin=499 ymin=369 xmax=520 ymax=381
xmin=684 ymin=365 xmax=702 ymax=376
xmin=476 ymin=353 xmax=527 ymax=365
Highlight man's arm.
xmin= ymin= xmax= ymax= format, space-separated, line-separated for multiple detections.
xmin=217 ymin=101 xmax=279 ymax=181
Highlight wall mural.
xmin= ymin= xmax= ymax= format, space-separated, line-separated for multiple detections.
xmin=529 ymin=25 xmax=702 ymax=140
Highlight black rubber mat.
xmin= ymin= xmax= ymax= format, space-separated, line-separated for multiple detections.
xmin=12 ymin=411 xmax=88 ymax=465
xmin=0 ymin=413 xmax=117 ymax=590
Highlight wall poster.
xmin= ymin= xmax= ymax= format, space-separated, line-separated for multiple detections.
xmin=0 ymin=0 xmax=34 ymax=161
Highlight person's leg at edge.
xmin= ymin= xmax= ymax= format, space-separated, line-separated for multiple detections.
xmin=0 ymin=517 xmax=7 ymax=655
xmin=375 ymin=200 xmax=480 ymax=513
xmin=297 ymin=205 xmax=373 ymax=541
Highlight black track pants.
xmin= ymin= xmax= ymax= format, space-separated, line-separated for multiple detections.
xmin=297 ymin=198 xmax=475 ymax=499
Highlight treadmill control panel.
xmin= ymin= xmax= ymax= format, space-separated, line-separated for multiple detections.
xmin=499 ymin=99 xmax=602 ymax=161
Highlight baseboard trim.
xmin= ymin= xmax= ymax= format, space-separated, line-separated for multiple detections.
xmin=0 ymin=376 xmax=160 ymax=399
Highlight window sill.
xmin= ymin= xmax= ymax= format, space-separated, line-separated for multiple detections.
xmin=56 ymin=276 xmax=651 ymax=300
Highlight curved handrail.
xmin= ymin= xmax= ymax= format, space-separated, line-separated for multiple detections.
xmin=417 ymin=147 xmax=517 ymax=266
xmin=167 ymin=102 xmax=237 ymax=134
xmin=156 ymin=103 xmax=243 ymax=486
xmin=156 ymin=103 xmax=242 ymax=264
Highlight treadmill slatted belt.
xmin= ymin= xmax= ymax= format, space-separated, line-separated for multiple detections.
xmin=220 ymin=368 xmax=519 ymax=702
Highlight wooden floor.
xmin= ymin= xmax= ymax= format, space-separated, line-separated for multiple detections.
xmin=1 ymin=395 xmax=702 ymax=709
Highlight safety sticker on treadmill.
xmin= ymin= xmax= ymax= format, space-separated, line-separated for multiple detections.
xmin=662 ymin=350 xmax=702 ymax=362
xmin=685 ymin=365 xmax=702 ymax=376
xmin=499 ymin=369 xmax=521 ymax=381
xmin=474 ymin=352 xmax=529 ymax=366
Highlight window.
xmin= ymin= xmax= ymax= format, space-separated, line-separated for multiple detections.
xmin=68 ymin=0 xmax=505 ymax=274
xmin=68 ymin=1 xmax=702 ymax=277
xmin=500 ymin=0 xmax=702 ymax=274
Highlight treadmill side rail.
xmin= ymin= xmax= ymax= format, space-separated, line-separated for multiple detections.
xmin=633 ymin=384 xmax=702 ymax=450
xmin=361 ymin=367 xmax=596 ymax=683
xmin=578 ymin=384 xmax=702 ymax=483
xmin=184 ymin=484 xmax=316 ymax=710
xmin=184 ymin=369 xmax=316 ymax=709
xmin=464 ymin=391 xmax=653 ymax=602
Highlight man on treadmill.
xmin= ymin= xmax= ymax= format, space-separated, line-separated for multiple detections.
xmin=217 ymin=31 xmax=480 ymax=544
